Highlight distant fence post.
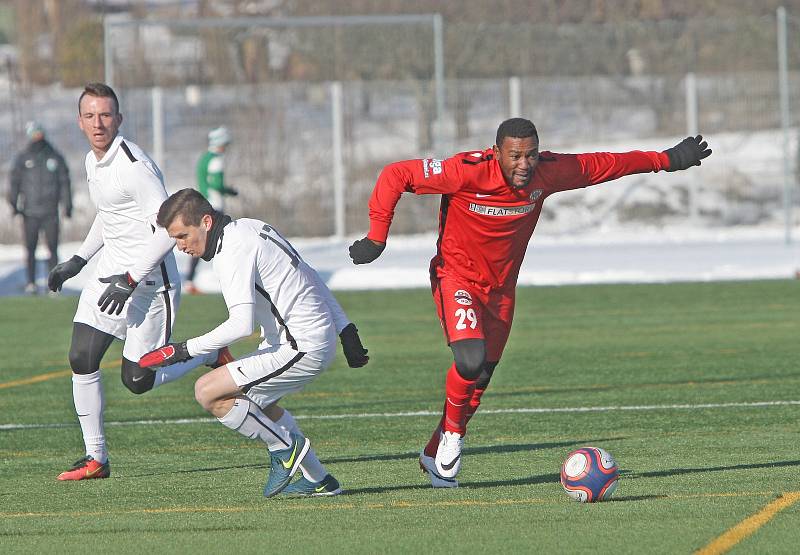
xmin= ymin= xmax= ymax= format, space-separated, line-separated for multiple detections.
xmin=777 ymin=6 xmax=793 ymax=244
xmin=152 ymin=86 xmax=165 ymax=172
xmin=103 ymin=17 xmax=113 ymax=86
xmin=509 ymin=76 xmax=522 ymax=118
xmin=685 ymin=72 xmax=699 ymax=223
xmin=331 ymin=81 xmax=346 ymax=240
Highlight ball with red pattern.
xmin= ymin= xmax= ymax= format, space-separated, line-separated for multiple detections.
xmin=560 ymin=446 xmax=619 ymax=503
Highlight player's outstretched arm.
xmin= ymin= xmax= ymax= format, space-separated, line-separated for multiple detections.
xmin=348 ymin=237 xmax=385 ymax=264
xmin=139 ymin=342 xmax=191 ymax=368
xmin=339 ymin=323 xmax=369 ymax=367
xmin=664 ymin=135 xmax=712 ymax=172
xmin=47 ymin=255 xmax=87 ymax=292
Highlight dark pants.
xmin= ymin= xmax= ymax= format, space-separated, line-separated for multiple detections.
xmin=23 ymin=214 xmax=59 ymax=285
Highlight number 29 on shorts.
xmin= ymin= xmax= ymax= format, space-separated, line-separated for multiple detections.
xmin=455 ymin=308 xmax=477 ymax=330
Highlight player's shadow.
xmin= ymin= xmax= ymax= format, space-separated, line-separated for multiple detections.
xmin=159 ymin=438 xmax=619 ymax=480
xmin=341 ymin=472 xmax=562 ymax=495
xmin=621 ymin=459 xmax=800 ymax=480
xmin=322 ymin=437 xmax=623 ymax=465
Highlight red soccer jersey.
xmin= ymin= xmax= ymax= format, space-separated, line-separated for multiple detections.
xmin=367 ymin=147 xmax=670 ymax=290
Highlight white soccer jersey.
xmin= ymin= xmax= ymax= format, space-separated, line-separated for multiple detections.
xmin=82 ymin=135 xmax=178 ymax=290
xmin=206 ymin=218 xmax=341 ymax=353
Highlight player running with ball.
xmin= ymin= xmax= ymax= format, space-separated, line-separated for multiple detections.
xmin=140 ymin=188 xmax=369 ymax=497
xmin=349 ymin=118 xmax=711 ymax=487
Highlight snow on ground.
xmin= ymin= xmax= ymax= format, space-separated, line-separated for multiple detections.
xmin=2 ymin=224 xmax=799 ymax=297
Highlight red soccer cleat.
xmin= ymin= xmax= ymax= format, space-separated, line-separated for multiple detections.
xmin=57 ymin=455 xmax=110 ymax=481
xmin=208 ymin=346 xmax=235 ymax=368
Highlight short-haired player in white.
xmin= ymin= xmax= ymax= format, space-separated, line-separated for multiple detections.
xmin=47 ymin=84 xmax=230 ymax=482
xmin=139 ymin=188 xmax=370 ymax=497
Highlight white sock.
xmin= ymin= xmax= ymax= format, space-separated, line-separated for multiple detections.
xmin=152 ymin=352 xmax=217 ymax=389
xmin=277 ymin=410 xmax=327 ymax=482
xmin=217 ymin=398 xmax=291 ymax=451
xmin=72 ymin=371 xmax=107 ymax=464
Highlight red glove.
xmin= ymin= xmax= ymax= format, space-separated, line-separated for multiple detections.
xmin=139 ymin=342 xmax=190 ymax=368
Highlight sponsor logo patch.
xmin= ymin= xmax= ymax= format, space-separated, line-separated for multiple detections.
xmin=454 ymin=289 xmax=473 ymax=306
xmin=468 ymin=203 xmax=535 ymax=217
xmin=422 ymin=158 xmax=443 ymax=178
xmin=529 ymin=189 xmax=544 ymax=202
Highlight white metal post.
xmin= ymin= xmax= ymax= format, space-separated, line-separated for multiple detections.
xmin=103 ymin=17 xmax=113 ymax=86
xmin=433 ymin=13 xmax=445 ymax=123
xmin=777 ymin=6 xmax=793 ymax=244
xmin=685 ymin=72 xmax=699 ymax=223
xmin=509 ymin=76 xmax=522 ymax=118
xmin=432 ymin=13 xmax=446 ymax=150
xmin=152 ymin=87 xmax=164 ymax=172
xmin=331 ymin=81 xmax=346 ymax=240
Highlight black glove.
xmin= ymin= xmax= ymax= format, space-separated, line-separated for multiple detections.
xmin=97 ymin=272 xmax=138 ymax=315
xmin=349 ymin=237 xmax=385 ymax=265
xmin=224 ymin=186 xmax=239 ymax=197
xmin=664 ymin=135 xmax=712 ymax=172
xmin=47 ymin=255 xmax=87 ymax=292
xmin=139 ymin=342 xmax=191 ymax=368
xmin=339 ymin=323 xmax=369 ymax=368
xmin=65 ymin=207 xmax=72 ymax=219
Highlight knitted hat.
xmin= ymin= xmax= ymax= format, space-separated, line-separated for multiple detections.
xmin=26 ymin=121 xmax=44 ymax=139
xmin=208 ymin=126 xmax=231 ymax=148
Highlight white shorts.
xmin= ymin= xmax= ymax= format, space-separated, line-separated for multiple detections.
xmin=229 ymin=341 xmax=336 ymax=408
xmin=74 ymin=276 xmax=181 ymax=362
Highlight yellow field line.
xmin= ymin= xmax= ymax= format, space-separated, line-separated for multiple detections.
xmin=0 ymin=498 xmax=548 ymax=519
xmin=0 ymin=359 xmax=122 ymax=390
xmin=0 ymin=491 xmax=784 ymax=519
xmin=695 ymin=491 xmax=800 ymax=555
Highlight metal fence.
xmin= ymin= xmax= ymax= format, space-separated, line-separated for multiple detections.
xmin=1 ymin=12 xmax=799 ymax=243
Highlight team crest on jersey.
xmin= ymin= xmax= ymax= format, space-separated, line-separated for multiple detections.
xmin=454 ymin=289 xmax=473 ymax=306
xmin=422 ymin=158 xmax=443 ymax=178
xmin=529 ymin=189 xmax=544 ymax=202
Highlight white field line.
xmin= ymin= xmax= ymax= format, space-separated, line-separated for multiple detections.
xmin=2 ymin=399 xmax=799 ymax=431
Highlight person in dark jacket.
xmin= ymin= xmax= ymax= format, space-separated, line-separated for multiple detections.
xmin=8 ymin=121 xmax=72 ymax=294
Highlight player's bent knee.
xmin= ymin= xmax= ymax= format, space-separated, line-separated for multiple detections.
xmin=452 ymin=339 xmax=486 ymax=381
xmin=68 ymin=344 xmax=93 ymax=375
xmin=194 ymin=375 xmax=214 ymax=411
xmin=69 ymin=323 xmax=114 ymax=375
xmin=120 ymin=358 xmax=155 ymax=394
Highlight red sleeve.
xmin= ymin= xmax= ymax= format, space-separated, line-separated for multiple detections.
xmin=367 ymin=156 xmax=465 ymax=242
xmin=542 ymin=150 xmax=670 ymax=193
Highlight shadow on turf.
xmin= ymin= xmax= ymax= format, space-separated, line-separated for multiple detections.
xmin=322 ymin=437 xmax=623 ymax=465
xmin=153 ymin=440 xmax=586 ymax=477
xmin=342 ymin=472 xmax=564 ymax=495
xmin=621 ymin=459 xmax=800 ymax=480
xmin=150 ymin=439 xmax=621 ymax=490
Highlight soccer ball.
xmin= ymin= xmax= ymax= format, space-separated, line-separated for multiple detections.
xmin=560 ymin=446 xmax=619 ymax=503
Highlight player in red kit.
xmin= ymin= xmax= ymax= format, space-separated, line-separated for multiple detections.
xmin=349 ymin=118 xmax=711 ymax=487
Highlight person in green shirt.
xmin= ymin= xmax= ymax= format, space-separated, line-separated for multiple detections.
xmin=186 ymin=126 xmax=238 ymax=294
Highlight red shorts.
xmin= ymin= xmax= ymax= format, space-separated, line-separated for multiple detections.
xmin=430 ymin=273 xmax=515 ymax=362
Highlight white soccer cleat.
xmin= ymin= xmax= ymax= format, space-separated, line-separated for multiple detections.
xmin=434 ymin=430 xmax=464 ymax=479
xmin=419 ymin=450 xmax=458 ymax=488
